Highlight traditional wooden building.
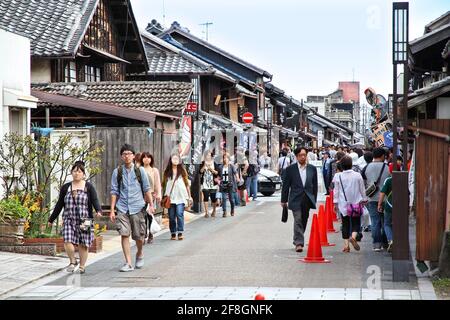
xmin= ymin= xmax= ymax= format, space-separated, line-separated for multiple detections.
xmin=407 ymin=11 xmax=450 ymax=269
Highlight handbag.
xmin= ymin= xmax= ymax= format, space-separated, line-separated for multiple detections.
xmin=339 ymin=175 xmax=363 ymax=218
xmin=365 ymin=163 xmax=386 ymax=197
xmin=161 ymin=176 xmax=179 ymax=209
xmin=70 ymin=186 xmax=93 ymax=232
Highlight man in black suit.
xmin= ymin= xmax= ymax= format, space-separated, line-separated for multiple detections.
xmin=281 ymin=146 xmax=318 ymax=252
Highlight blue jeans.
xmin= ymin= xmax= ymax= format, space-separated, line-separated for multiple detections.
xmin=168 ymin=203 xmax=185 ymax=235
xmin=367 ymin=201 xmax=382 ymax=247
xmin=384 ymin=211 xmax=393 ymax=242
xmin=246 ymin=175 xmax=258 ymax=199
xmin=232 ymin=191 xmax=240 ymax=207
xmin=221 ymin=190 xmax=235 ymax=213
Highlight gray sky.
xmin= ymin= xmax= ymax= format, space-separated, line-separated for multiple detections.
xmin=130 ymin=0 xmax=449 ymax=104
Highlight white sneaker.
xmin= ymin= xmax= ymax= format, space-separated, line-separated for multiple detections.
xmin=119 ymin=264 xmax=134 ymax=272
xmin=135 ymin=257 xmax=144 ymax=269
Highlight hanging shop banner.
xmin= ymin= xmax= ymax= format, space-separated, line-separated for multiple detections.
xmin=317 ymin=130 xmax=323 ymax=148
xmin=179 ymin=116 xmax=192 ymax=159
xmin=371 ymin=118 xmax=392 ymax=147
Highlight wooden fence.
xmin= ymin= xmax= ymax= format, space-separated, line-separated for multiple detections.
xmin=90 ymin=127 xmax=177 ymax=207
xmin=415 ymin=120 xmax=450 ymax=262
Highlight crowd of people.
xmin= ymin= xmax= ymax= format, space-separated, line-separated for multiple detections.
xmin=47 ymin=140 xmax=409 ymax=274
xmin=48 ymin=144 xmax=264 ymax=273
xmin=281 ymin=143 xmax=411 ymax=255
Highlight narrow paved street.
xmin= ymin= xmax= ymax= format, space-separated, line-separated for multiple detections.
xmin=4 ymin=192 xmax=427 ymax=300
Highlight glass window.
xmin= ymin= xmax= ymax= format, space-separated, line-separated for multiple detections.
xmin=64 ymin=61 xmax=77 ymax=82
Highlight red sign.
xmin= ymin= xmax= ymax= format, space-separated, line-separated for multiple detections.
xmin=184 ymin=102 xmax=197 ymax=115
xmin=242 ymin=112 xmax=254 ymax=124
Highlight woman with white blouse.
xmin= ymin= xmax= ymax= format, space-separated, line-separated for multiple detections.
xmin=162 ymin=154 xmax=192 ymax=240
xmin=333 ymin=156 xmax=368 ymax=253
xmin=141 ymin=152 xmax=162 ymax=244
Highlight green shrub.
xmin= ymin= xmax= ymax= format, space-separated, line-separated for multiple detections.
xmin=0 ymin=197 xmax=28 ymax=222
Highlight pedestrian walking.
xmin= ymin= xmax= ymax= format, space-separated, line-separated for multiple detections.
xmin=162 ymin=153 xmax=192 ymax=240
xmin=281 ymin=146 xmax=318 ymax=253
xmin=217 ymin=153 xmax=240 ymax=217
xmin=141 ymin=152 xmax=162 ymax=244
xmin=322 ymin=151 xmax=331 ymax=194
xmin=333 ymin=156 xmax=367 ymax=253
xmin=278 ymin=149 xmax=291 ymax=177
xmin=245 ymin=150 xmax=260 ymax=201
xmin=377 ymin=163 xmax=397 ymax=253
xmin=110 ymin=144 xmax=153 ymax=272
xmin=363 ymin=147 xmax=390 ymax=252
xmin=200 ymin=151 xmax=219 ymax=218
xmin=48 ymin=161 xmax=102 ymax=274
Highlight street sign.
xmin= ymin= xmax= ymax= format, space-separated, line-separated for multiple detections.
xmin=242 ymin=112 xmax=253 ymax=124
xmin=317 ymin=130 xmax=323 ymax=147
xmin=183 ymin=102 xmax=197 ymax=116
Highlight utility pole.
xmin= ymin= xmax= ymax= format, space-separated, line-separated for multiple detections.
xmin=199 ymin=22 xmax=213 ymax=41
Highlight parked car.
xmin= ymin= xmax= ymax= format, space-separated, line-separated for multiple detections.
xmin=257 ymin=169 xmax=282 ymax=196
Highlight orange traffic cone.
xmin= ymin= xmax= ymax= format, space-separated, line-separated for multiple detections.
xmin=300 ymin=214 xmax=330 ymax=263
xmin=318 ymin=204 xmax=335 ymax=246
xmin=326 ymin=198 xmax=339 ymax=233
xmin=254 ymin=293 xmax=265 ymax=300
xmin=330 ymin=190 xmax=338 ymax=221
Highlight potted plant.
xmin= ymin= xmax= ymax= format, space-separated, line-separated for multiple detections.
xmin=91 ymin=224 xmax=106 ymax=253
xmin=0 ymin=197 xmax=29 ymax=245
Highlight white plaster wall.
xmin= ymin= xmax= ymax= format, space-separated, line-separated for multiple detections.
xmin=31 ymin=59 xmax=51 ymax=83
xmin=0 ymin=29 xmax=31 ymax=94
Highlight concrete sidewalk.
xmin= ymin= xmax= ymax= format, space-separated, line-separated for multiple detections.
xmin=0 ymin=210 xmax=206 ymax=299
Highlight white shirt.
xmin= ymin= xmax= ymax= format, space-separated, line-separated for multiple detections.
xmin=165 ymin=176 xmax=190 ymax=205
xmin=278 ymin=156 xmax=290 ymax=170
xmin=297 ymin=163 xmax=307 ymax=187
xmin=222 ymin=167 xmax=229 ymax=182
xmin=332 ymin=170 xmax=367 ymax=216
xmin=307 ymin=153 xmax=317 ymax=161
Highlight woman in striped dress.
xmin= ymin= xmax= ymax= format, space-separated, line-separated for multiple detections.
xmin=48 ymin=161 xmax=102 ymax=274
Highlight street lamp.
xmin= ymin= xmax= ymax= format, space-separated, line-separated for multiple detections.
xmin=392 ymin=1 xmax=410 ymax=282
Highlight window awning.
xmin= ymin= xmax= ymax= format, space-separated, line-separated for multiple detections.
xmin=235 ymin=84 xmax=257 ymax=98
xmin=3 ymin=88 xmax=38 ymax=109
xmin=82 ymin=44 xmax=131 ymax=64
xmin=200 ymin=110 xmax=244 ymax=131
xmin=279 ymin=127 xmax=299 ymax=138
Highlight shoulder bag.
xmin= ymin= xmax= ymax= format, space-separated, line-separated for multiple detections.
xmin=161 ymin=176 xmax=179 ymax=209
xmin=339 ymin=175 xmax=363 ymax=218
xmin=365 ymin=163 xmax=386 ymax=197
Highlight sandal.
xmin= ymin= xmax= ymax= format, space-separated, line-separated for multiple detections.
xmin=349 ymin=238 xmax=360 ymax=251
xmin=78 ymin=266 xmax=86 ymax=274
xmin=342 ymin=247 xmax=350 ymax=253
xmin=66 ymin=261 xmax=78 ymax=272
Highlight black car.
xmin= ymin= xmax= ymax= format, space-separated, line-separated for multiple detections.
xmin=257 ymin=169 xmax=282 ymax=196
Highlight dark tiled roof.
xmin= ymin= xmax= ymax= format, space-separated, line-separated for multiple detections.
xmin=0 ymin=0 xmax=98 ymax=57
xmin=145 ymin=44 xmax=206 ymax=74
xmin=159 ymin=22 xmax=273 ymax=79
xmin=32 ymin=81 xmax=193 ymax=112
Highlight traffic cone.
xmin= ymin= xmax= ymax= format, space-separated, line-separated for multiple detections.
xmin=300 ymin=214 xmax=331 ymax=263
xmin=254 ymin=293 xmax=265 ymax=300
xmin=330 ymin=190 xmax=338 ymax=221
xmin=326 ymin=197 xmax=339 ymax=233
xmin=318 ymin=204 xmax=335 ymax=246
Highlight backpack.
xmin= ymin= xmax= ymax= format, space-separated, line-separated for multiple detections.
xmin=117 ymin=165 xmax=145 ymax=199
xmin=248 ymin=159 xmax=261 ymax=177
